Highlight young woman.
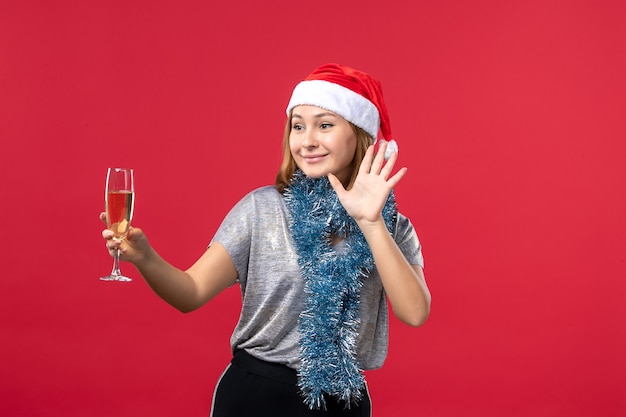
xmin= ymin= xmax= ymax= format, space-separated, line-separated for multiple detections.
xmin=101 ymin=63 xmax=431 ymax=416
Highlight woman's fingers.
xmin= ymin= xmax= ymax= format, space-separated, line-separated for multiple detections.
xmin=358 ymin=145 xmax=376 ymax=176
xmin=361 ymin=140 xmax=403 ymax=183
xmin=369 ymin=141 xmax=387 ymax=174
xmin=367 ymin=140 xmax=401 ymax=179
xmin=327 ymin=172 xmax=344 ymax=193
xmin=388 ymin=166 xmax=408 ymax=188
xmin=380 ymin=147 xmax=398 ymax=179
xmin=102 ymin=219 xmax=121 ymax=254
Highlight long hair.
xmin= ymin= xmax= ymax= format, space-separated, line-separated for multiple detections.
xmin=275 ymin=113 xmax=374 ymax=193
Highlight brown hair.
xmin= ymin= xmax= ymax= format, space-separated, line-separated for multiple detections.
xmin=275 ymin=113 xmax=374 ymax=193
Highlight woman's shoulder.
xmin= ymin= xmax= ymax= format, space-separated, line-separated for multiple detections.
xmin=217 ymin=186 xmax=284 ymax=231
xmin=247 ymin=185 xmax=281 ymax=197
xmin=243 ymin=185 xmax=282 ymax=202
xmin=234 ymin=185 xmax=283 ymax=210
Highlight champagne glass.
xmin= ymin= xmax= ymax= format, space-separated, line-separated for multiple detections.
xmin=101 ymin=167 xmax=134 ymax=282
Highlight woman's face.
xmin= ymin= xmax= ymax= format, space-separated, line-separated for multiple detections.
xmin=289 ymin=105 xmax=357 ymax=184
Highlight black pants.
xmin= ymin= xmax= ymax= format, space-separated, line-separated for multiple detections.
xmin=211 ymin=350 xmax=372 ymax=417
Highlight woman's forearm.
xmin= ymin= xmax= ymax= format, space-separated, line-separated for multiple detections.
xmin=359 ymin=220 xmax=431 ymax=326
xmin=132 ymin=247 xmax=203 ymax=313
xmin=133 ymin=242 xmax=238 ymax=313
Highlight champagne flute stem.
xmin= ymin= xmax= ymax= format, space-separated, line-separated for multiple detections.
xmin=101 ymin=246 xmax=131 ymax=281
xmin=111 ymin=248 xmax=122 ymax=277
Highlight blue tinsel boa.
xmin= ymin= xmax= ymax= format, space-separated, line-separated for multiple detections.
xmin=284 ymin=171 xmax=397 ymax=410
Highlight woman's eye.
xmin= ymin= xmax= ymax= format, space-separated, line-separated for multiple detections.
xmin=292 ymin=124 xmax=303 ymax=131
xmin=320 ymin=123 xmax=333 ymax=129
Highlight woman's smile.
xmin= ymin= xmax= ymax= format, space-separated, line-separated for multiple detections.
xmin=289 ymin=105 xmax=357 ymax=183
xmin=301 ymin=153 xmax=329 ymax=163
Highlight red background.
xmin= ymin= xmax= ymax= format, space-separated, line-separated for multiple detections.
xmin=1 ymin=1 xmax=625 ymax=416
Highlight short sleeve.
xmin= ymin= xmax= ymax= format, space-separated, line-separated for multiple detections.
xmin=394 ymin=213 xmax=424 ymax=268
xmin=210 ymin=192 xmax=256 ymax=284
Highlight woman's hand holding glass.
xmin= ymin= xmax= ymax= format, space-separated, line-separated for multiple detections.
xmin=101 ymin=213 xmax=149 ymax=262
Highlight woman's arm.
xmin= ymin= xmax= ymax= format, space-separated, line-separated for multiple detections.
xmin=328 ymin=141 xmax=431 ymax=326
xmin=102 ymin=214 xmax=237 ymax=312
xmin=355 ymin=219 xmax=430 ymax=326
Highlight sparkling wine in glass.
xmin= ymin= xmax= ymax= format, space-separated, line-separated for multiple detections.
xmin=101 ymin=167 xmax=134 ymax=282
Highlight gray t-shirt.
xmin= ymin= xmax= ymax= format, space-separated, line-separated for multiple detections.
xmin=211 ymin=186 xmax=423 ymax=370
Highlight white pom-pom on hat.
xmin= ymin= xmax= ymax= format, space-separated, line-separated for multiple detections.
xmin=383 ymin=139 xmax=399 ymax=160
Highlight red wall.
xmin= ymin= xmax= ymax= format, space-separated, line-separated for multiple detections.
xmin=1 ymin=1 xmax=624 ymax=416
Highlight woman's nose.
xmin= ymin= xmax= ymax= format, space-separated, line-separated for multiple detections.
xmin=301 ymin=130 xmax=318 ymax=148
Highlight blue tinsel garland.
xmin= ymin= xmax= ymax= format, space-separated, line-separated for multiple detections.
xmin=284 ymin=171 xmax=397 ymax=410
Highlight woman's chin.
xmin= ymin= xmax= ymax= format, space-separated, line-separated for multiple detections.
xmin=299 ymin=169 xmax=328 ymax=179
xmin=304 ymin=173 xmax=325 ymax=179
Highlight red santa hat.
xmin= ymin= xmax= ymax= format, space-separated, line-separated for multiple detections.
xmin=286 ymin=63 xmax=398 ymax=158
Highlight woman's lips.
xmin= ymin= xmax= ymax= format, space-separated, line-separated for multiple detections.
xmin=302 ymin=154 xmax=328 ymax=163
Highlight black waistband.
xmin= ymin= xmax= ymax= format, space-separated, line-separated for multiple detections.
xmin=232 ymin=350 xmax=298 ymax=385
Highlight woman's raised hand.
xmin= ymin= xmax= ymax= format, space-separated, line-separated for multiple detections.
xmin=328 ymin=140 xmax=407 ymax=226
